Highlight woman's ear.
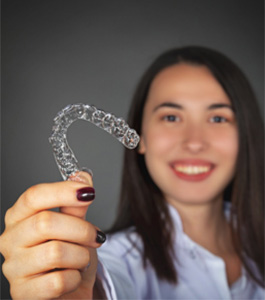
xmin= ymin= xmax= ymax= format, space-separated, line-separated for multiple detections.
xmin=138 ymin=136 xmax=146 ymax=154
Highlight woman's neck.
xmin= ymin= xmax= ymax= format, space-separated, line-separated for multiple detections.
xmin=169 ymin=197 xmax=232 ymax=254
xmin=168 ymin=197 xmax=242 ymax=285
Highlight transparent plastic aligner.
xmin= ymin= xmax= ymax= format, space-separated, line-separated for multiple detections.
xmin=49 ymin=103 xmax=140 ymax=180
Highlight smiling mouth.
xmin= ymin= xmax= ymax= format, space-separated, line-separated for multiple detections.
xmin=174 ymin=165 xmax=211 ymax=175
xmin=171 ymin=161 xmax=215 ymax=181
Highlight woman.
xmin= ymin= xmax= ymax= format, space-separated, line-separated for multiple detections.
xmin=0 ymin=46 xmax=264 ymax=299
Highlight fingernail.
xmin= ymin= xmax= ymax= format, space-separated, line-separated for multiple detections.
xmin=82 ymin=167 xmax=93 ymax=178
xmin=69 ymin=170 xmax=93 ymax=185
xmin=96 ymin=230 xmax=106 ymax=244
xmin=76 ymin=187 xmax=95 ymax=201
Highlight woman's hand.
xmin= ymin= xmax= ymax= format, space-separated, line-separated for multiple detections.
xmin=0 ymin=172 xmax=104 ymax=299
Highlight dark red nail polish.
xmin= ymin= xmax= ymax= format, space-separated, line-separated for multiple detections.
xmin=96 ymin=230 xmax=106 ymax=244
xmin=76 ymin=187 xmax=95 ymax=201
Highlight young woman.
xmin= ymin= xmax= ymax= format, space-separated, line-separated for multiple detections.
xmin=0 ymin=46 xmax=264 ymax=299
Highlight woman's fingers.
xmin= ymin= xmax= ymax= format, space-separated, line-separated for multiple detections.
xmin=68 ymin=170 xmax=93 ymax=186
xmin=60 ymin=171 xmax=94 ymax=219
xmin=11 ymin=269 xmax=82 ymax=300
xmin=0 ymin=171 xmax=100 ymax=299
xmin=5 ymin=178 xmax=94 ymax=226
xmin=3 ymin=241 xmax=90 ymax=279
xmin=3 ymin=210 xmax=104 ymax=249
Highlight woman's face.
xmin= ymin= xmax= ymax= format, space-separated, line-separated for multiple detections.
xmin=139 ymin=63 xmax=239 ymax=207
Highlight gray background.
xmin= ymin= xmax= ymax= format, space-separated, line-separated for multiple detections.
xmin=1 ymin=0 xmax=264 ymax=298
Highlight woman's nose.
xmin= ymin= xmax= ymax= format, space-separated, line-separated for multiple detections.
xmin=182 ymin=124 xmax=208 ymax=153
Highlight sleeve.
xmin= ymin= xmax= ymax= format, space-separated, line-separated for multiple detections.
xmin=97 ymin=247 xmax=138 ymax=300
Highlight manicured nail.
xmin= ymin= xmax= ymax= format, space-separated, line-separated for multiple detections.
xmin=96 ymin=230 xmax=106 ymax=244
xmin=82 ymin=167 xmax=93 ymax=178
xmin=76 ymin=187 xmax=95 ymax=201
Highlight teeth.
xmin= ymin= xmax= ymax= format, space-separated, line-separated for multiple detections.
xmin=175 ymin=165 xmax=210 ymax=175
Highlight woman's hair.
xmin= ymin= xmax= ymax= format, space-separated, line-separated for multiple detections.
xmin=109 ymin=46 xmax=264 ymax=286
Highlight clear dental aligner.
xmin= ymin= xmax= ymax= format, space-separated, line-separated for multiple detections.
xmin=49 ymin=103 xmax=140 ymax=180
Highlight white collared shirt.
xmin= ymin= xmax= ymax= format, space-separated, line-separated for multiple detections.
xmin=97 ymin=203 xmax=264 ymax=299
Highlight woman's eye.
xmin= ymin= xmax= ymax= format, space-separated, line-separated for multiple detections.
xmin=163 ymin=115 xmax=180 ymax=122
xmin=210 ymin=116 xmax=227 ymax=123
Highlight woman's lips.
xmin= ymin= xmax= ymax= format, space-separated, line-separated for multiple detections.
xmin=170 ymin=159 xmax=215 ymax=182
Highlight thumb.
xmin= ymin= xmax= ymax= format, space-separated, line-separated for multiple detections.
xmin=60 ymin=170 xmax=94 ymax=219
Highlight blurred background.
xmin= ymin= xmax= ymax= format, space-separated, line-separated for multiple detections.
xmin=1 ymin=0 xmax=264 ymax=298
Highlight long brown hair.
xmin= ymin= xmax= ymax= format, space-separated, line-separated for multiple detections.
xmin=109 ymin=46 xmax=264 ymax=285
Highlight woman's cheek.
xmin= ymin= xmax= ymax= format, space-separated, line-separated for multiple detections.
xmin=145 ymin=128 xmax=176 ymax=154
xmin=211 ymin=129 xmax=239 ymax=169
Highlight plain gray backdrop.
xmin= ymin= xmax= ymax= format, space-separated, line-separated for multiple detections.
xmin=1 ymin=0 xmax=264 ymax=298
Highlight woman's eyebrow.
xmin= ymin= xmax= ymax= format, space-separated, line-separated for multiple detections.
xmin=153 ymin=102 xmax=183 ymax=112
xmin=207 ymin=103 xmax=234 ymax=111
xmin=153 ymin=102 xmax=234 ymax=112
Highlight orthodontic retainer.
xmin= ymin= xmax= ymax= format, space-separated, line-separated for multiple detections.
xmin=49 ymin=103 xmax=140 ymax=180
